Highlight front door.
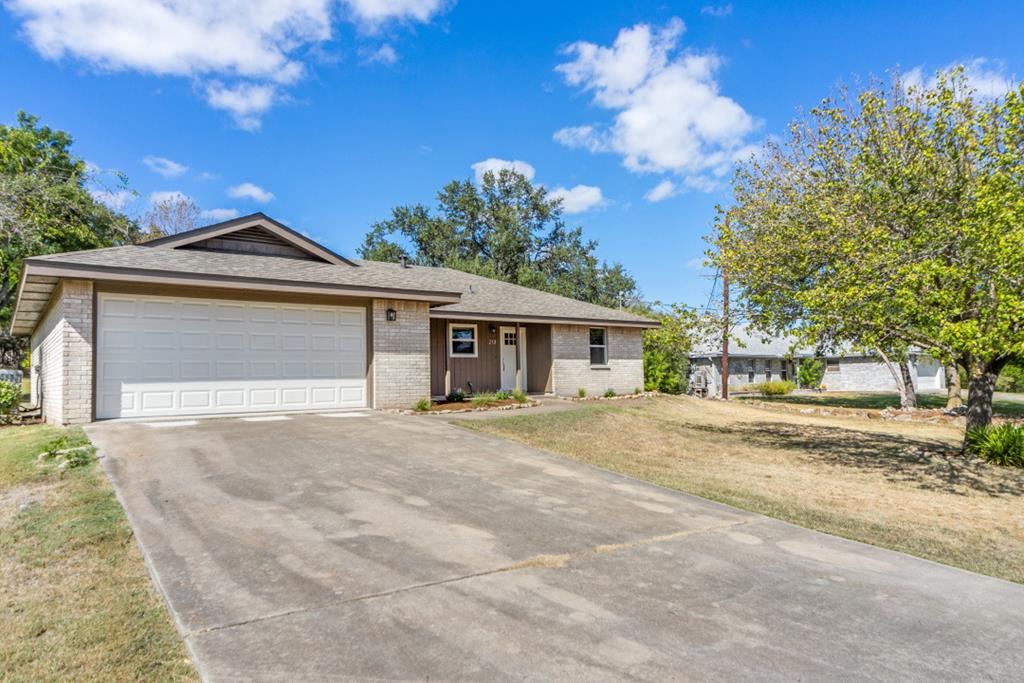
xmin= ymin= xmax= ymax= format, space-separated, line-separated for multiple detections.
xmin=500 ymin=326 xmax=521 ymax=391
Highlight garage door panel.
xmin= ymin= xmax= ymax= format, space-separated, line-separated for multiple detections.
xmin=97 ymin=293 xmax=367 ymax=418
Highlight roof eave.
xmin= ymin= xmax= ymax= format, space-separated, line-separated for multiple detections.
xmin=9 ymin=261 xmax=463 ymax=335
xmin=429 ymin=309 xmax=660 ymax=328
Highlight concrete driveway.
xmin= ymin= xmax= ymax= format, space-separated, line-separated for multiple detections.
xmin=87 ymin=411 xmax=1024 ymax=681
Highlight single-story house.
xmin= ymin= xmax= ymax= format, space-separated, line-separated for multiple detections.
xmin=11 ymin=213 xmax=657 ymax=424
xmin=689 ymin=327 xmax=946 ymax=397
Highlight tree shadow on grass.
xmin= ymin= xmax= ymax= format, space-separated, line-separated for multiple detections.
xmin=683 ymin=420 xmax=1024 ymax=497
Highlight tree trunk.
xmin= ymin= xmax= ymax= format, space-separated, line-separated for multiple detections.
xmin=965 ymin=361 xmax=1003 ymax=434
xmin=899 ymin=360 xmax=917 ymax=410
xmin=945 ymin=364 xmax=962 ymax=409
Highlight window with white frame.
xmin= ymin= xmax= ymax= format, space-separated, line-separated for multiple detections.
xmin=449 ymin=323 xmax=478 ymax=357
xmin=589 ymin=328 xmax=607 ymax=365
xmin=826 ymin=359 xmax=841 ymax=373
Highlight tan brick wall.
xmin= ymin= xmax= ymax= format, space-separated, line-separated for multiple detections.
xmin=29 ymin=279 xmax=94 ymax=425
xmin=371 ymin=299 xmax=430 ymax=409
xmin=550 ymin=324 xmax=644 ymax=397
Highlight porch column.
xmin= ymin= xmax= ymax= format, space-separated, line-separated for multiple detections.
xmin=515 ymin=322 xmax=522 ymax=391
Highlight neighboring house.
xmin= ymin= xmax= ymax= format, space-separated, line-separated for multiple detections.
xmin=11 ymin=214 xmax=657 ymax=424
xmin=689 ymin=327 xmax=946 ymax=397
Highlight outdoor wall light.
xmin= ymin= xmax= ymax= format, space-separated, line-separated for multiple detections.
xmin=489 ymin=324 xmax=497 ymax=334
xmin=386 ymin=308 xmax=397 ymax=321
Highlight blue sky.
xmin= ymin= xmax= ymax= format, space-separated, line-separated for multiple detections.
xmin=1 ymin=1 xmax=1022 ymax=307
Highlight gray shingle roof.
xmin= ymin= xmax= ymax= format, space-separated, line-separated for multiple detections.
xmin=25 ymin=245 xmax=657 ymax=326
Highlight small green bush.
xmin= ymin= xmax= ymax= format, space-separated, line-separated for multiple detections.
xmin=511 ymin=389 xmax=528 ymax=403
xmin=633 ymin=387 xmax=642 ymax=395
xmin=797 ymin=359 xmax=825 ymax=389
xmin=752 ymin=380 xmax=797 ymax=396
xmin=577 ymin=387 xmax=586 ymax=398
xmin=413 ymin=397 xmax=431 ymax=412
xmin=494 ymin=390 xmax=510 ymax=400
xmin=966 ymin=423 xmax=1024 ymax=467
xmin=0 ymin=380 xmax=20 ymax=421
xmin=446 ymin=389 xmax=466 ymax=403
xmin=603 ymin=388 xmax=616 ymax=398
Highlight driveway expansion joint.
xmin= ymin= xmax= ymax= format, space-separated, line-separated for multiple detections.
xmin=186 ymin=519 xmax=750 ymax=639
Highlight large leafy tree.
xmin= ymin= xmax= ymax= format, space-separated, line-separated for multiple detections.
xmin=359 ymin=169 xmax=641 ymax=308
xmin=713 ymin=69 xmax=1024 ymax=438
xmin=1 ymin=112 xmax=139 ymax=364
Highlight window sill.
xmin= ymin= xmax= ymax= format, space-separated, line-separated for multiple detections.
xmin=590 ymin=364 xmax=611 ymax=370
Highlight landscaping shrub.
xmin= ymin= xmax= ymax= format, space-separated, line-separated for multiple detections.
xmin=577 ymin=387 xmax=586 ymax=398
xmin=413 ymin=397 xmax=430 ymax=412
xmin=752 ymin=380 xmax=797 ymax=396
xmin=494 ymin=390 xmax=510 ymax=400
xmin=511 ymin=389 xmax=528 ymax=403
xmin=0 ymin=380 xmax=20 ymax=422
xmin=965 ymin=423 xmax=1024 ymax=467
xmin=603 ymin=388 xmax=616 ymax=398
xmin=446 ymin=389 xmax=466 ymax=402
xmin=797 ymin=359 xmax=825 ymax=389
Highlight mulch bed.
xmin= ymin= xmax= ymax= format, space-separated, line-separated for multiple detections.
xmin=404 ymin=398 xmax=541 ymax=415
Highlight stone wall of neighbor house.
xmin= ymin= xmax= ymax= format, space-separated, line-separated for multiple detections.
xmin=550 ymin=324 xmax=644 ymax=396
xmin=30 ymin=279 xmax=94 ymax=425
xmin=690 ymin=354 xmax=945 ymax=397
xmin=372 ymin=298 xmax=430 ymax=409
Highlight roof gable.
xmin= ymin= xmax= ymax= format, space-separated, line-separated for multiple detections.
xmin=142 ymin=213 xmax=354 ymax=266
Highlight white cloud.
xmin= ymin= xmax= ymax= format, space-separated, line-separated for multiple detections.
xmin=204 ymin=81 xmax=277 ymax=131
xmin=554 ymin=18 xmax=758 ymax=192
xmin=228 ymin=182 xmax=275 ymax=203
xmin=7 ymin=0 xmax=454 ymax=129
xmin=549 ymin=185 xmax=605 ymax=214
xmin=644 ymin=179 xmax=676 ymax=202
xmin=363 ymin=43 xmax=398 ymax=65
xmin=700 ymin=4 xmax=733 ymax=17
xmin=686 ymin=257 xmax=705 ymax=269
xmin=150 ymin=190 xmax=190 ymax=204
xmin=344 ymin=0 xmax=449 ymax=27
xmin=471 ymin=158 xmax=536 ymax=184
xmin=904 ymin=58 xmax=1015 ymax=99
xmin=143 ymin=155 xmax=187 ymax=177
xmin=196 ymin=171 xmax=220 ymax=181
xmin=90 ymin=189 xmax=133 ymax=209
xmin=200 ymin=208 xmax=240 ymax=221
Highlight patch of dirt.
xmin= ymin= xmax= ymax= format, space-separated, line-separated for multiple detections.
xmin=0 ymin=482 xmax=57 ymax=529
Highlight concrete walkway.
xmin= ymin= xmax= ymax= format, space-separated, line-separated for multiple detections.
xmin=87 ymin=412 xmax=1024 ymax=681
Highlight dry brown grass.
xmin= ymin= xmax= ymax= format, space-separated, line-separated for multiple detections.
xmin=460 ymin=395 xmax=1024 ymax=583
xmin=0 ymin=425 xmax=197 ymax=682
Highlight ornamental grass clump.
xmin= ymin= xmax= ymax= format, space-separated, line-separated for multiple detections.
xmin=965 ymin=423 xmax=1024 ymax=467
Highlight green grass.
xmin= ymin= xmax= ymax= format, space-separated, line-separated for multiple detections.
xmin=458 ymin=396 xmax=1024 ymax=583
xmin=0 ymin=424 xmax=197 ymax=682
xmin=740 ymin=391 xmax=1024 ymax=418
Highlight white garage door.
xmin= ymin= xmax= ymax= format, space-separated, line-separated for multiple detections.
xmin=96 ymin=293 xmax=367 ymax=419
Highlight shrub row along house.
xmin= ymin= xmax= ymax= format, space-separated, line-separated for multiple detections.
xmin=10 ymin=214 xmax=658 ymax=424
xmin=689 ymin=327 xmax=946 ymax=397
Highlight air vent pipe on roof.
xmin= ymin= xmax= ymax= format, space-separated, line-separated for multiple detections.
xmin=399 ymin=255 xmax=409 ymax=268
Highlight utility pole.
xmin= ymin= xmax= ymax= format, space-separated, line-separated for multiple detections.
xmin=721 ymin=266 xmax=730 ymax=400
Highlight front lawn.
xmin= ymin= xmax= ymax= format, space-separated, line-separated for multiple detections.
xmin=459 ymin=396 xmax=1024 ymax=583
xmin=0 ymin=425 xmax=196 ymax=681
xmin=739 ymin=390 xmax=1024 ymax=418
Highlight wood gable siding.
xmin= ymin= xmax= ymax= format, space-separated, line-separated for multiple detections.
xmin=430 ymin=319 xmax=553 ymax=396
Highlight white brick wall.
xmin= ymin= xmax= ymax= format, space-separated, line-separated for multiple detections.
xmin=550 ymin=324 xmax=644 ymax=396
xmin=29 ymin=279 xmax=94 ymax=425
xmin=371 ymin=299 xmax=430 ymax=409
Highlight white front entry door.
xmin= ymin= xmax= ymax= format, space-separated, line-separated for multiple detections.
xmin=96 ymin=292 xmax=367 ymax=419
xmin=499 ymin=326 xmax=526 ymax=391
